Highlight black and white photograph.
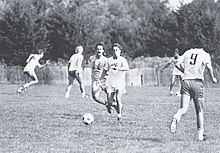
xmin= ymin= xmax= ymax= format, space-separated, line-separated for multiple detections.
xmin=0 ymin=0 xmax=220 ymax=152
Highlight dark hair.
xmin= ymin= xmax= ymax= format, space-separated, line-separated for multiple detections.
xmin=192 ymin=33 xmax=206 ymax=48
xmin=38 ymin=49 xmax=44 ymax=54
xmin=95 ymin=43 xmax=105 ymax=50
xmin=112 ymin=43 xmax=123 ymax=51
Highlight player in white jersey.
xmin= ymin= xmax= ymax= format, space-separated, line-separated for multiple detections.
xmin=65 ymin=46 xmax=87 ymax=98
xmin=105 ymin=43 xmax=129 ymax=120
xmin=88 ymin=43 xmax=108 ymax=105
xmin=16 ymin=49 xmax=49 ymax=94
xmin=170 ymin=34 xmax=217 ymax=141
xmin=161 ymin=49 xmax=183 ymax=96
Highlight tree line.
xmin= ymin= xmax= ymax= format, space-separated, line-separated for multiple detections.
xmin=0 ymin=0 xmax=220 ymax=67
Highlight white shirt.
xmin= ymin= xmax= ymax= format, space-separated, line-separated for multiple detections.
xmin=106 ymin=56 xmax=129 ymax=89
xmin=68 ymin=53 xmax=83 ymax=71
xmin=178 ymin=48 xmax=211 ymax=81
xmin=23 ymin=54 xmax=41 ymax=72
xmin=169 ymin=56 xmax=183 ymax=76
xmin=89 ymin=55 xmax=108 ymax=82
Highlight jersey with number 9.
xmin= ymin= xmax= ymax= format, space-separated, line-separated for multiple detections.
xmin=178 ymin=48 xmax=211 ymax=81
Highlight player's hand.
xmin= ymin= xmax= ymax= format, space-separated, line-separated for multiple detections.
xmin=212 ymin=77 xmax=217 ymax=83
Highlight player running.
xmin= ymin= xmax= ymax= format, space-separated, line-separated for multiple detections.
xmin=16 ymin=49 xmax=49 ymax=94
xmin=161 ymin=48 xmax=183 ymax=96
xmin=88 ymin=43 xmax=108 ymax=106
xmin=65 ymin=46 xmax=87 ymax=98
xmin=170 ymin=34 xmax=217 ymax=141
xmin=105 ymin=43 xmax=129 ymax=120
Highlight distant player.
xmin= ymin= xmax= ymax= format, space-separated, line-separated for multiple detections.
xmin=65 ymin=46 xmax=87 ymax=98
xmin=161 ymin=48 xmax=183 ymax=96
xmin=17 ymin=49 xmax=49 ymax=94
xmin=105 ymin=43 xmax=129 ymax=120
xmin=170 ymin=34 xmax=217 ymax=141
xmin=88 ymin=43 xmax=108 ymax=106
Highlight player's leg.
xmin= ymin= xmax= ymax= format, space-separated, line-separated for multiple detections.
xmin=175 ymin=75 xmax=183 ymax=96
xmin=65 ymin=71 xmax=75 ymax=98
xmin=170 ymin=94 xmax=191 ymax=133
xmin=170 ymin=75 xmax=176 ymax=95
xmin=193 ymin=97 xmax=205 ymax=140
xmin=92 ymin=81 xmax=106 ymax=105
xmin=75 ymin=72 xmax=86 ymax=98
xmin=24 ymin=71 xmax=39 ymax=87
xmin=115 ymin=90 xmax=123 ymax=120
xmin=106 ymin=91 xmax=115 ymax=114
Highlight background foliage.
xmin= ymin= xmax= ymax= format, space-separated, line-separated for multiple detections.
xmin=0 ymin=0 xmax=220 ymax=66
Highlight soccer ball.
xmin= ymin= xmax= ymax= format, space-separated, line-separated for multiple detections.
xmin=82 ymin=113 xmax=94 ymax=125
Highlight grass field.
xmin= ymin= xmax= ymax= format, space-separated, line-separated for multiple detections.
xmin=0 ymin=84 xmax=220 ymax=153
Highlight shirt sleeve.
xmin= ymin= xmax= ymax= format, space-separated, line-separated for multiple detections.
xmin=203 ymin=53 xmax=211 ymax=65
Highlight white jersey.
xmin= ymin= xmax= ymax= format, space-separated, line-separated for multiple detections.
xmin=169 ymin=57 xmax=183 ymax=76
xmin=178 ymin=48 xmax=211 ymax=81
xmin=68 ymin=53 xmax=83 ymax=71
xmin=106 ymin=56 xmax=129 ymax=93
xmin=89 ymin=55 xmax=108 ymax=82
xmin=23 ymin=54 xmax=41 ymax=72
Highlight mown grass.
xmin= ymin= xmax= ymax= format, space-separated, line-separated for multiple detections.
xmin=0 ymin=84 xmax=220 ymax=153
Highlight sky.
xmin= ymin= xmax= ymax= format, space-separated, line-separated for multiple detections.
xmin=168 ymin=0 xmax=193 ymax=10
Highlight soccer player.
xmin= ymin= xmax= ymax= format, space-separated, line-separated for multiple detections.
xmin=16 ymin=49 xmax=49 ymax=94
xmin=170 ymin=34 xmax=217 ymax=141
xmin=105 ymin=43 xmax=129 ymax=120
xmin=65 ymin=46 xmax=87 ymax=98
xmin=161 ymin=49 xmax=183 ymax=96
xmin=88 ymin=43 xmax=108 ymax=106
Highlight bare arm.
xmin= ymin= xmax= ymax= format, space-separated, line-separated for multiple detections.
xmin=206 ymin=62 xmax=217 ymax=83
xmin=175 ymin=62 xmax=184 ymax=73
xmin=161 ymin=62 xmax=171 ymax=72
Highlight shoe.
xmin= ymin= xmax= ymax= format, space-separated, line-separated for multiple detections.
xmin=169 ymin=91 xmax=174 ymax=95
xmin=23 ymin=86 xmax=28 ymax=93
xmin=16 ymin=90 xmax=22 ymax=95
xmin=175 ymin=91 xmax=181 ymax=97
xmin=198 ymin=134 xmax=207 ymax=141
xmin=170 ymin=118 xmax=177 ymax=133
xmin=82 ymin=94 xmax=89 ymax=98
xmin=65 ymin=93 xmax=69 ymax=98
xmin=117 ymin=114 xmax=122 ymax=121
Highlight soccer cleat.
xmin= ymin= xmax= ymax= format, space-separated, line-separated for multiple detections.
xmin=170 ymin=118 xmax=177 ymax=133
xmin=117 ymin=114 xmax=122 ymax=121
xmin=16 ymin=90 xmax=22 ymax=95
xmin=169 ymin=91 xmax=174 ymax=95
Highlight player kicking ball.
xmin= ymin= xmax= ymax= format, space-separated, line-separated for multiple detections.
xmin=170 ymin=34 xmax=217 ymax=141
xmin=17 ymin=49 xmax=49 ymax=94
xmin=105 ymin=43 xmax=129 ymax=120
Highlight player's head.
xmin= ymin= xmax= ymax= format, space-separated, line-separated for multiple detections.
xmin=38 ymin=49 xmax=44 ymax=58
xmin=95 ymin=43 xmax=105 ymax=56
xmin=112 ymin=43 xmax=122 ymax=58
xmin=174 ymin=48 xmax=179 ymax=59
xmin=75 ymin=46 xmax=84 ymax=54
xmin=192 ymin=33 xmax=206 ymax=48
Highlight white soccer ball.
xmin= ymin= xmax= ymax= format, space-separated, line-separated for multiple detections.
xmin=82 ymin=113 xmax=94 ymax=125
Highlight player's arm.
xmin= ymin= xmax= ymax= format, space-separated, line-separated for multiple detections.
xmin=175 ymin=62 xmax=184 ymax=73
xmin=76 ymin=56 xmax=83 ymax=73
xmin=206 ymin=62 xmax=217 ymax=83
xmin=161 ymin=62 xmax=171 ymax=72
xmin=26 ymin=54 xmax=34 ymax=63
xmin=117 ymin=58 xmax=129 ymax=71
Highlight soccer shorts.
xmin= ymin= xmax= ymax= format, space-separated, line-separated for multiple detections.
xmin=180 ymin=79 xmax=204 ymax=99
xmin=106 ymin=84 xmax=126 ymax=94
xmin=68 ymin=70 xmax=82 ymax=83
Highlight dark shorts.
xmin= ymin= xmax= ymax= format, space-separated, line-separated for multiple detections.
xmin=68 ymin=70 xmax=82 ymax=84
xmin=181 ymin=79 xmax=204 ymax=99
